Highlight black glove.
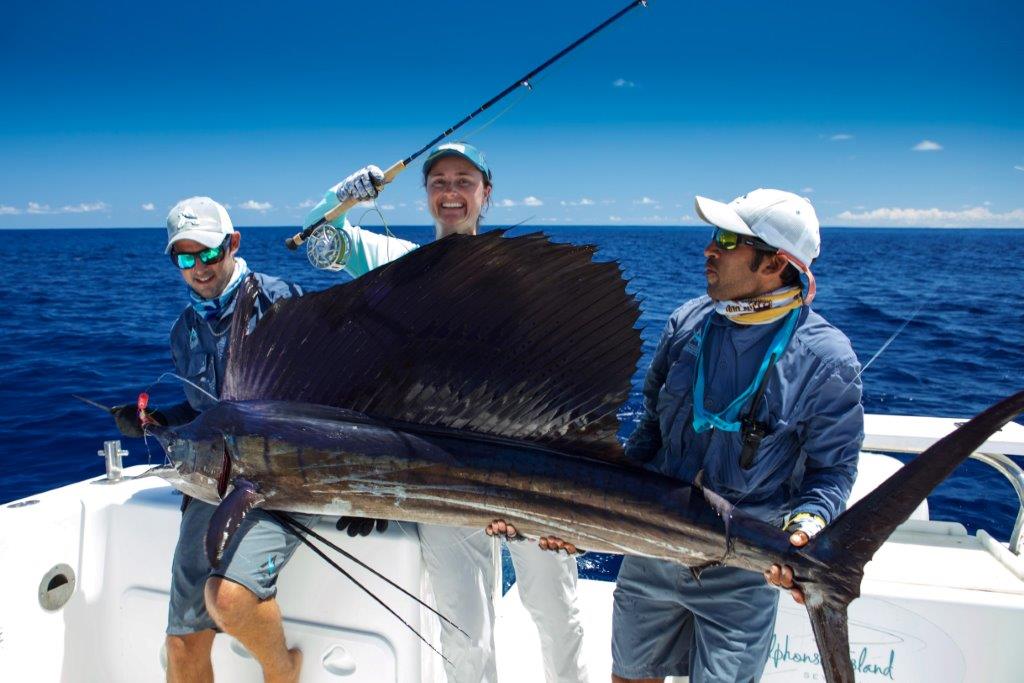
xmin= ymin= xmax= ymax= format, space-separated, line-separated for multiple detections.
xmin=335 ymin=516 xmax=389 ymax=537
xmin=112 ymin=404 xmax=164 ymax=438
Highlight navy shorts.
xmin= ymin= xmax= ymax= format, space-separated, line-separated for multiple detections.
xmin=167 ymin=498 xmax=318 ymax=635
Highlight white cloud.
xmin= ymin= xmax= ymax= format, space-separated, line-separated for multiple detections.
xmin=836 ymin=206 xmax=1024 ymax=227
xmin=801 ymin=187 xmax=814 ymax=194
xmin=634 ymin=197 xmax=657 ymax=205
xmin=296 ymin=198 xmax=317 ymax=209
xmin=523 ymin=196 xmax=543 ymax=207
xmin=0 ymin=205 xmax=21 ymax=215
xmin=20 ymin=201 xmax=109 ymax=214
xmin=62 ymin=201 xmax=109 ymax=213
xmin=238 ymin=200 xmax=273 ymax=211
xmin=912 ymin=140 xmax=943 ymax=152
xmin=608 ymin=215 xmax=622 ymax=222
xmin=379 ymin=204 xmax=395 ymax=211
xmin=1015 ymin=165 xmax=1024 ymax=172
xmin=612 ymin=78 xmax=635 ymax=88
xmin=561 ymin=197 xmax=595 ymax=207
xmin=830 ymin=133 xmax=854 ymax=141
xmin=495 ymin=198 xmax=517 ymax=208
xmin=141 ymin=202 xmax=155 ymax=211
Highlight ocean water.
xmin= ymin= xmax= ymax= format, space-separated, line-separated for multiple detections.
xmin=1 ymin=226 xmax=1022 ymax=582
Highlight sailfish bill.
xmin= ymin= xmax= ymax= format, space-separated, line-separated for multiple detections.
xmin=144 ymin=230 xmax=1024 ymax=683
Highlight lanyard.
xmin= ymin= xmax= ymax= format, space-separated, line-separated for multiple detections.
xmin=691 ymin=308 xmax=800 ymax=434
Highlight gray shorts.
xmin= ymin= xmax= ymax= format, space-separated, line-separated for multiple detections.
xmin=167 ymin=498 xmax=319 ymax=635
xmin=611 ymin=556 xmax=779 ymax=682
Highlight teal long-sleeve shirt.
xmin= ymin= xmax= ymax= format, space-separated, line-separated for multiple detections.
xmin=305 ymin=187 xmax=419 ymax=276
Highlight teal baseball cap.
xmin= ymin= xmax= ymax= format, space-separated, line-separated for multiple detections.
xmin=422 ymin=142 xmax=492 ymax=183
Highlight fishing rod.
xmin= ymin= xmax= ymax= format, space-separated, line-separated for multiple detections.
xmin=285 ymin=0 xmax=649 ymax=250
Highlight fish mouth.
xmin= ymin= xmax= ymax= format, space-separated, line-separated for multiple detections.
xmin=138 ymin=462 xmax=223 ymax=505
xmin=138 ymin=464 xmax=178 ymax=480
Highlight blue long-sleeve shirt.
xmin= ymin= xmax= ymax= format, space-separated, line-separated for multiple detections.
xmin=160 ymin=272 xmax=302 ymax=425
xmin=625 ymin=296 xmax=864 ymax=525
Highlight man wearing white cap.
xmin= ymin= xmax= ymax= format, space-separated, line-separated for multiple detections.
xmin=112 ymin=197 xmax=309 ymax=683
xmin=606 ymin=189 xmax=864 ymax=682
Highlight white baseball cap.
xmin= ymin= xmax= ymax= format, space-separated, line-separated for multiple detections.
xmin=695 ymin=189 xmax=820 ymax=268
xmin=165 ymin=197 xmax=235 ymax=253
xmin=695 ymin=188 xmax=821 ymax=302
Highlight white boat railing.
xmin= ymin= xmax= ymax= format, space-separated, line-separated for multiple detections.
xmin=967 ymin=451 xmax=1024 ymax=554
xmin=861 ymin=412 xmax=1024 ymax=556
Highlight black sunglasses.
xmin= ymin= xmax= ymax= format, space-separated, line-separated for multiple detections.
xmin=170 ymin=236 xmax=231 ymax=270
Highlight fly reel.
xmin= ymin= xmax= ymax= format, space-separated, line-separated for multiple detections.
xmin=306 ymin=224 xmax=351 ymax=271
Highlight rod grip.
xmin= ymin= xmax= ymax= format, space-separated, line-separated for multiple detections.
xmin=285 ymin=160 xmax=408 ymax=250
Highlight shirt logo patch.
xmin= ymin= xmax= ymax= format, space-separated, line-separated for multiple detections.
xmin=683 ymin=335 xmax=700 ymax=356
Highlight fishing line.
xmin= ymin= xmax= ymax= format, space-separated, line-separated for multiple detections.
xmin=270 ymin=511 xmax=458 ymax=663
xmin=459 ymin=43 xmax=574 ymax=144
xmin=143 ymin=372 xmax=220 ymax=404
xmin=717 ymin=300 xmax=927 ymax=518
xmin=459 ymin=85 xmax=534 ymax=143
xmin=271 ymin=513 xmax=468 ymax=637
xmin=854 ymin=302 xmax=925 ymax=381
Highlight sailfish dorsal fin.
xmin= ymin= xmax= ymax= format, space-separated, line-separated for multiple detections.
xmin=223 ymin=231 xmax=642 ymax=463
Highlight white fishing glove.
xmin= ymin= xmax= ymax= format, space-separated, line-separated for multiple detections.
xmin=334 ymin=165 xmax=385 ymax=203
xmin=783 ymin=511 xmax=826 ymax=539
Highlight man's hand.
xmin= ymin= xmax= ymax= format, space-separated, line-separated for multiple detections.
xmin=111 ymin=404 xmax=163 ymax=438
xmin=485 ymin=518 xmax=522 ymax=540
xmin=335 ymin=165 xmax=385 ymax=204
xmin=335 ymin=516 xmax=388 ymax=537
xmin=766 ymin=512 xmax=825 ymax=604
xmin=538 ymin=535 xmax=582 ymax=555
xmin=486 ymin=520 xmax=583 ymax=554
xmin=765 ymin=530 xmax=809 ymax=605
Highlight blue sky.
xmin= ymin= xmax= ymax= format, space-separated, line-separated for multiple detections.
xmin=2 ymin=0 xmax=1022 ymax=228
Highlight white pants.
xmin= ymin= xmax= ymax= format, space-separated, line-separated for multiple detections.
xmin=419 ymin=524 xmax=589 ymax=683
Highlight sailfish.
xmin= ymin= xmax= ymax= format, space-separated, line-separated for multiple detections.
xmin=143 ymin=230 xmax=1024 ymax=683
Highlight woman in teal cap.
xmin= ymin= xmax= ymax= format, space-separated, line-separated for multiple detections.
xmin=303 ymin=143 xmax=589 ymax=683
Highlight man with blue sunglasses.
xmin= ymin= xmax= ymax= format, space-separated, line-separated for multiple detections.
xmin=112 ymin=196 xmax=310 ymax=683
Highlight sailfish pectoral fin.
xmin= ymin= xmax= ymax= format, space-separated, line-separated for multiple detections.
xmin=206 ymin=478 xmax=266 ymax=568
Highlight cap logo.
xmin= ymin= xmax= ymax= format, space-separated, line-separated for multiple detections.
xmin=175 ymin=210 xmax=200 ymax=230
xmin=438 ymin=143 xmax=466 ymax=154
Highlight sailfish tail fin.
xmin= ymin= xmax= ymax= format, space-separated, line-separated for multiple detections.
xmin=799 ymin=389 xmax=1024 ymax=683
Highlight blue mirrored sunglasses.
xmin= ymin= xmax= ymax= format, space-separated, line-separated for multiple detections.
xmin=170 ymin=236 xmax=231 ymax=269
